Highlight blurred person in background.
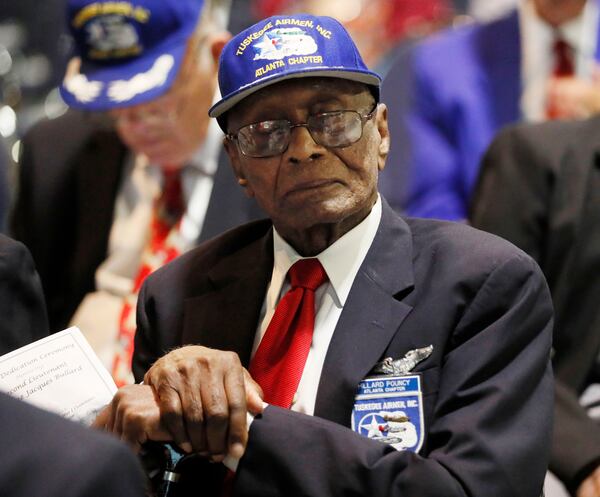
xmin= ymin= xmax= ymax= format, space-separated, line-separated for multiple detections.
xmin=381 ymin=0 xmax=600 ymax=221
xmin=471 ymin=117 xmax=600 ymax=497
xmin=11 ymin=0 xmax=263 ymax=386
xmin=251 ymin=0 xmax=453 ymax=75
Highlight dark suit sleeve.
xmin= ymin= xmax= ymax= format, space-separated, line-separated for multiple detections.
xmin=0 ymin=235 xmax=48 ymax=353
xmin=64 ymin=437 xmax=147 ymax=497
xmin=469 ymin=123 xmax=558 ymax=262
xmin=0 ymin=392 xmax=146 ymax=497
xmin=235 ymin=253 xmax=553 ymax=497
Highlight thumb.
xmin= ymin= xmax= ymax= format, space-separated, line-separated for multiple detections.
xmin=91 ymin=403 xmax=111 ymax=430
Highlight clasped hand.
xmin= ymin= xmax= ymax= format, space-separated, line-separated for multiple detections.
xmin=93 ymin=346 xmax=264 ymax=461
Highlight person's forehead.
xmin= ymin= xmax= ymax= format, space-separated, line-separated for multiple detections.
xmin=228 ymin=77 xmax=371 ymax=122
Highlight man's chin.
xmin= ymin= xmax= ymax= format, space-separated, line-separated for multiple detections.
xmin=276 ymin=200 xmax=363 ymax=231
xmin=141 ymin=151 xmax=186 ymax=168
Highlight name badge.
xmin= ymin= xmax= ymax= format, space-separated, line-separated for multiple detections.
xmin=351 ymin=374 xmax=425 ymax=453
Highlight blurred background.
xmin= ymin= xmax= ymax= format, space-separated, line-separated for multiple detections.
xmin=0 ymin=0 xmax=519 ymax=170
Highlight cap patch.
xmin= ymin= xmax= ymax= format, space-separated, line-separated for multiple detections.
xmin=252 ymin=27 xmax=318 ymax=62
xmin=74 ymin=3 xmax=151 ymax=61
xmin=72 ymin=2 xmax=150 ymax=28
xmin=85 ymin=15 xmax=142 ymax=60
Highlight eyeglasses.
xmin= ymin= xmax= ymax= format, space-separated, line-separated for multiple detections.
xmin=226 ymin=104 xmax=378 ymax=158
xmin=109 ymin=89 xmax=182 ymax=127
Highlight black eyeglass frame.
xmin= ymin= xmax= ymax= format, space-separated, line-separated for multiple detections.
xmin=225 ymin=102 xmax=379 ymax=158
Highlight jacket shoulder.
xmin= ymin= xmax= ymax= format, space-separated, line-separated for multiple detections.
xmin=145 ymin=219 xmax=272 ymax=288
xmin=406 ymin=217 xmax=538 ymax=275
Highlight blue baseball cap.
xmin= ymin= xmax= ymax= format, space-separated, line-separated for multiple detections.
xmin=209 ymin=14 xmax=381 ymax=120
xmin=60 ymin=0 xmax=205 ymax=111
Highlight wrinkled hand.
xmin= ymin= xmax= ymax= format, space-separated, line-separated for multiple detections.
xmin=92 ymin=384 xmax=171 ymax=453
xmin=578 ymin=466 xmax=600 ymax=497
xmin=144 ymin=346 xmax=264 ymax=461
xmin=547 ymin=74 xmax=600 ymax=119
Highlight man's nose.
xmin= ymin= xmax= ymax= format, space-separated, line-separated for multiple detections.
xmin=285 ymin=125 xmax=325 ymax=164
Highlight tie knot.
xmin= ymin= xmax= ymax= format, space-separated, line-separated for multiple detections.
xmin=553 ymin=38 xmax=571 ymax=53
xmin=553 ymin=38 xmax=574 ymax=76
xmin=288 ymin=258 xmax=328 ymax=290
xmin=159 ymin=167 xmax=184 ymax=221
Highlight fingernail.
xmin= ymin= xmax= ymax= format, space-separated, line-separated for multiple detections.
xmin=180 ymin=441 xmax=193 ymax=453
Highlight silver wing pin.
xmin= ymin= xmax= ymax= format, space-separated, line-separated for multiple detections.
xmin=373 ymin=345 xmax=434 ymax=375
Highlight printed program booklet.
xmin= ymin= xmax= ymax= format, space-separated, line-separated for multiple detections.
xmin=0 ymin=327 xmax=117 ymax=425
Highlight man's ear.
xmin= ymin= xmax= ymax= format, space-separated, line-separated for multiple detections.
xmin=209 ymin=31 xmax=232 ymax=68
xmin=224 ymin=137 xmax=255 ymax=198
xmin=375 ymin=103 xmax=390 ymax=171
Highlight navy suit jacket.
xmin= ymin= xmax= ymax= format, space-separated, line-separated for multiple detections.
xmin=12 ymin=110 xmax=264 ymax=332
xmin=380 ymin=6 xmax=600 ymax=221
xmin=134 ymin=199 xmax=553 ymax=497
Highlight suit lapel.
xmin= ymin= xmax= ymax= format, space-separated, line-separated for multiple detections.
xmin=476 ymin=9 xmax=521 ymax=126
xmin=182 ymin=227 xmax=274 ymax=367
xmin=314 ymin=201 xmax=415 ymax=426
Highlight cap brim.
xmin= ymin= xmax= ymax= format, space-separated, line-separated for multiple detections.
xmin=209 ymin=68 xmax=381 ymax=119
xmin=60 ymin=33 xmax=189 ymax=111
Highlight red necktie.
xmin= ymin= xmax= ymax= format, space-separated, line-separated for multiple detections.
xmin=552 ymin=38 xmax=575 ymax=77
xmin=249 ymin=258 xmax=328 ymax=408
xmin=547 ymin=38 xmax=575 ymax=119
xmin=111 ymin=167 xmax=185 ymax=386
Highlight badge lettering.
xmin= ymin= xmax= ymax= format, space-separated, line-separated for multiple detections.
xmin=351 ymin=374 xmax=425 ymax=453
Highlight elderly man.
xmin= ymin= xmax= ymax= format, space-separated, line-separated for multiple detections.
xmin=12 ymin=0 xmax=262 ymax=383
xmin=97 ymin=14 xmax=554 ymax=497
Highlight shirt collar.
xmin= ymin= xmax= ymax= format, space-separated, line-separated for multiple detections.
xmin=521 ymin=0 xmax=598 ymax=61
xmin=270 ymin=195 xmax=382 ymax=307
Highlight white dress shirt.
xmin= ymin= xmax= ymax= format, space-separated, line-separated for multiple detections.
xmin=224 ymin=196 xmax=383 ymax=472
xmin=253 ymin=195 xmax=383 ymax=416
xmin=520 ymin=0 xmax=599 ymax=121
